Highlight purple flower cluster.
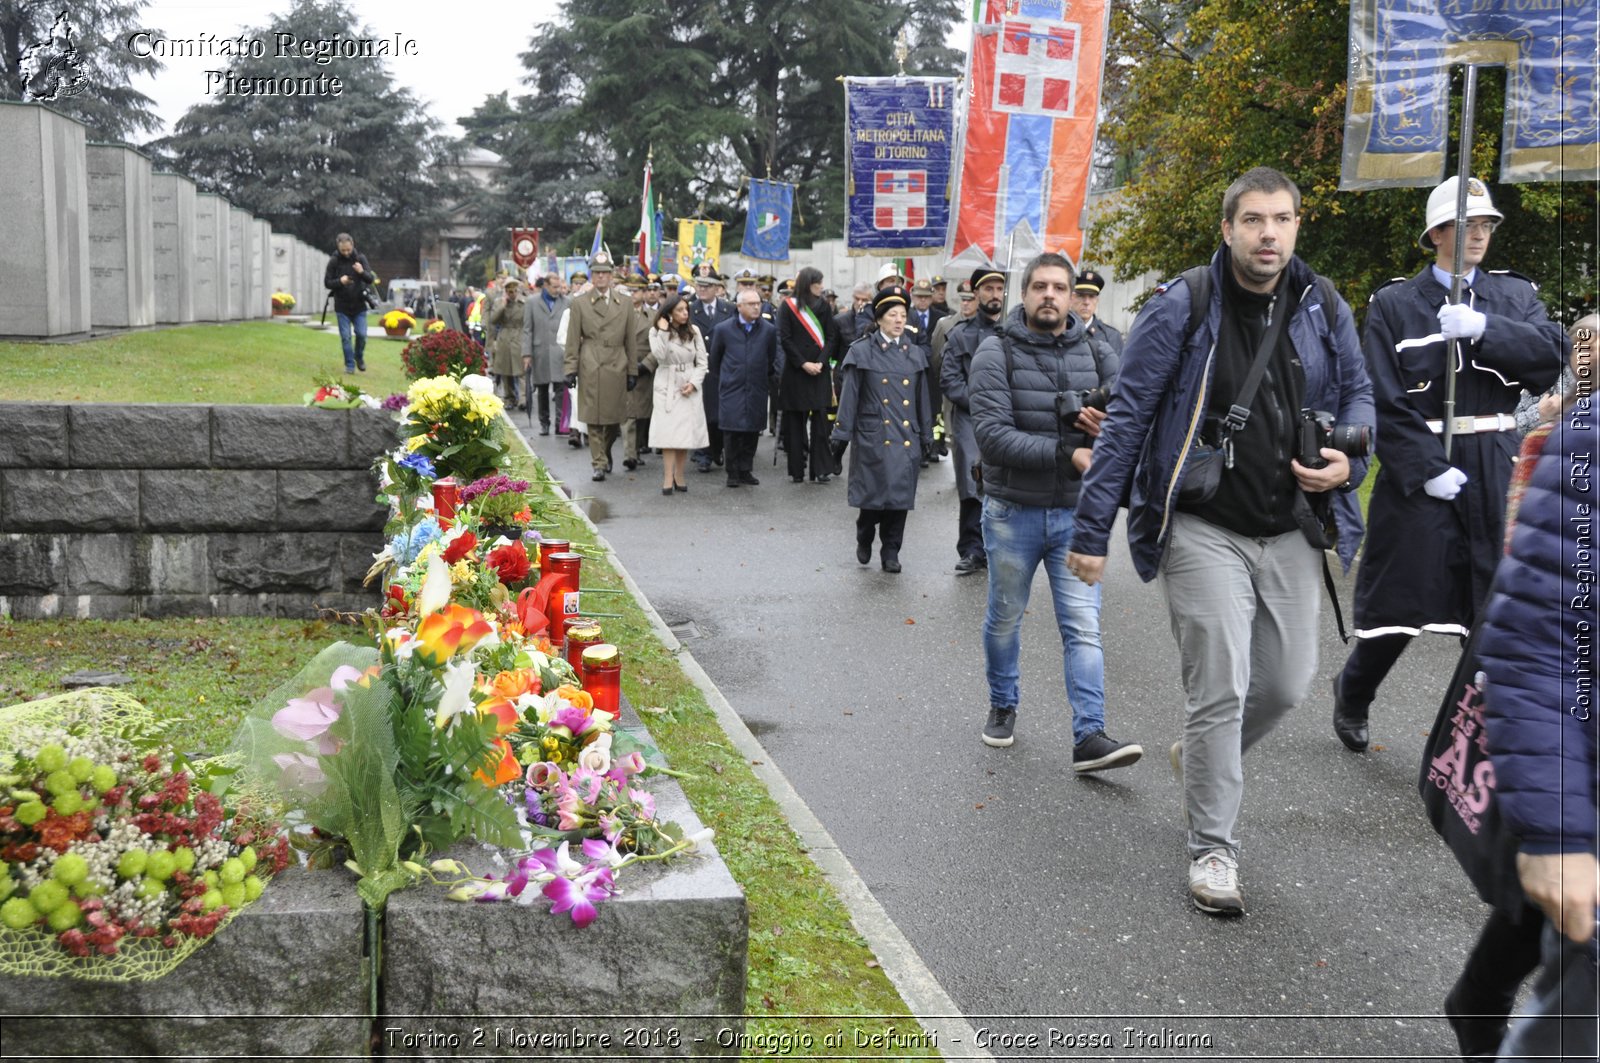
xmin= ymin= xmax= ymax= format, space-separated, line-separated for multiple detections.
xmin=459 ymin=474 xmax=531 ymax=504
xmin=380 ymin=393 xmax=409 ymax=411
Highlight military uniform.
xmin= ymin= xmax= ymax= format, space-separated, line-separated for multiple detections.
xmin=562 ymin=260 xmax=641 ymax=478
xmin=623 ymin=302 xmax=657 ymax=465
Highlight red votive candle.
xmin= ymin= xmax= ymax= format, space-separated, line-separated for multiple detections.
xmin=432 ymin=477 xmax=460 ymax=526
xmin=580 ymin=644 xmax=621 ymax=719
xmin=563 ymin=618 xmax=604 ymax=671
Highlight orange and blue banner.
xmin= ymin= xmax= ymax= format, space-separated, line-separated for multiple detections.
xmin=946 ymin=0 xmax=1110 ymax=270
xmin=1340 ymin=0 xmax=1597 ymax=187
xmin=844 ymin=77 xmax=957 ymax=256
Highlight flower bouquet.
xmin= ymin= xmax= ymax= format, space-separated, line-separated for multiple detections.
xmin=305 ymin=375 xmax=381 ymax=409
xmin=400 ymin=375 xmax=508 ymax=484
xmin=381 ymin=309 xmax=416 ymax=338
xmin=400 ymin=329 xmax=487 ymax=381
xmin=271 ymin=291 xmax=296 ymax=315
xmin=459 ymin=474 xmax=534 ymax=541
xmin=424 ymin=319 xmax=447 ymax=334
xmin=0 ymin=688 xmax=290 ymax=980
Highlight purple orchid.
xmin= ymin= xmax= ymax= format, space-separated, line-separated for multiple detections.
xmin=542 ymin=866 xmax=616 ymax=928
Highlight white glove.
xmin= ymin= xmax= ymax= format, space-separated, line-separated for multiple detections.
xmin=1424 ymin=467 xmax=1468 ymax=500
xmin=1437 ymin=302 xmax=1486 ymax=341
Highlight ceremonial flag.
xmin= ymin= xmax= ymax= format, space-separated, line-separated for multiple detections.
xmin=946 ymin=0 xmax=1111 ymax=270
xmin=1340 ymin=0 xmax=1597 ymax=187
xmin=844 ymin=76 xmax=957 ymax=256
xmin=742 ymin=178 xmax=794 ymax=262
xmin=589 ymin=220 xmax=604 ymax=259
xmin=658 ymin=240 xmax=679 ymax=278
xmin=634 ymin=159 xmax=657 ymax=276
xmin=676 ymin=219 xmax=722 ymax=271
xmin=510 ymin=228 xmax=540 ymax=269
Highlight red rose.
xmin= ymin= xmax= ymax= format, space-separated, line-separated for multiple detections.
xmin=441 ymin=531 xmax=478 ymax=564
xmin=487 ymin=541 xmax=532 ymax=585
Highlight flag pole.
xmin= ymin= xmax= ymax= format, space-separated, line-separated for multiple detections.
xmin=1442 ymin=64 xmax=1479 ymax=462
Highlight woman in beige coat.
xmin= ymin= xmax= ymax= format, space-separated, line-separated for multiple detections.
xmin=645 ymin=293 xmax=710 ymax=494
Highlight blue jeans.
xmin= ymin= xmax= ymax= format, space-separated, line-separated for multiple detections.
xmin=981 ymin=496 xmax=1105 ymax=743
xmin=336 ymin=310 xmax=367 ymax=371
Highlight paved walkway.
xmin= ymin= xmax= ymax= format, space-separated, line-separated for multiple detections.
xmin=519 ymin=414 xmax=1486 ymax=1060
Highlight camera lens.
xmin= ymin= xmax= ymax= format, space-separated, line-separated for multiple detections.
xmin=1332 ymin=423 xmax=1371 ymax=459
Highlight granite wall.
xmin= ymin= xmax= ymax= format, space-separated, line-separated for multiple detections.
xmin=0 ymin=403 xmax=394 ymax=619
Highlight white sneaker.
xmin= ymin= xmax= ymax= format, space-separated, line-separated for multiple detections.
xmin=1188 ymin=850 xmax=1243 ymax=915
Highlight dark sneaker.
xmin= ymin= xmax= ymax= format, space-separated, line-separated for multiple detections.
xmin=1072 ymin=730 xmax=1143 ymax=773
xmin=953 ymin=554 xmax=982 ymax=575
xmin=981 ymin=707 xmax=1017 ymax=748
xmin=1188 ymin=850 xmax=1244 ymax=915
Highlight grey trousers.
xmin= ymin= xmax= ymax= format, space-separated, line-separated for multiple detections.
xmin=1159 ymin=512 xmax=1322 ymax=859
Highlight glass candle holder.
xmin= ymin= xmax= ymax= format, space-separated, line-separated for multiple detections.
xmin=580 ymin=644 xmax=621 ymax=720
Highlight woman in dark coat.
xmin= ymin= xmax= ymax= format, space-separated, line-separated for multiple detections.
xmin=829 ymin=286 xmax=933 ymax=573
xmin=777 ymin=266 xmax=839 ymax=483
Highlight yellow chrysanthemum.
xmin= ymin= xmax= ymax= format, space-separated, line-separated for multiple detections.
xmin=449 ymin=559 xmax=474 ymax=584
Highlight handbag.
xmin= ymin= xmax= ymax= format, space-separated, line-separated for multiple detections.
xmin=1418 ymin=626 xmax=1526 ymax=911
xmin=1174 ymin=280 xmax=1286 ymax=506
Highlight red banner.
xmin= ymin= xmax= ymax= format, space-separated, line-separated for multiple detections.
xmin=946 ymin=0 xmax=1109 ymax=269
xmin=510 ymin=228 xmax=541 ymax=269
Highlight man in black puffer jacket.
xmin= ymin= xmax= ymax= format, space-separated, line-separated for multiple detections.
xmin=968 ymin=252 xmax=1142 ymax=775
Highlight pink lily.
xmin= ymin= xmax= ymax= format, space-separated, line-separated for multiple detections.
xmin=542 ymin=866 xmax=616 ymax=927
xmin=270 ymin=666 xmax=365 ymax=754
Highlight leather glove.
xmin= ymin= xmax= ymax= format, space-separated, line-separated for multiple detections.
xmin=829 ymin=439 xmax=848 ymax=474
xmin=1437 ymin=302 xmax=1486 ymax=342
xmin=564 ymin=374 xmax=578 ymax=390
xmin=626 ymin=376 xmax=637 ymax=392
xmin=1423 ymin=466 xmax=1468 ymax=500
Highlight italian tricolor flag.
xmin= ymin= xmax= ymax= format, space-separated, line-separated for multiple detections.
xmin=635 ymin=159 xmax=656 ymax=277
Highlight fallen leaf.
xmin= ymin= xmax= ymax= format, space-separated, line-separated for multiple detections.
xmin=865 ymin=959 xmax=880 ymax=969
xmin=975 ymin=803 xmax=985 ymax=809
xmin=904 ymin=618 xmax=916 ymax=625
xmin=1372 ymin=744 xmax=1387 ymax=752
xmin=1314 ymin=959 xmax=1328 ymax=967
xmin=751 ymin=760 xmax=763 ymax=766
xmin=842 ymin=710 xmax=854 ymax=716
xmin=762 ymin=994 xmax=778 ymax=1010
xmin=639 ymin=704 xmax=668 ymax=714
xmin=710 ymin=762 xmax=724 ymax=775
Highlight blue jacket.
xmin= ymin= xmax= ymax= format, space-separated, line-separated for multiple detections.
xmin=1480 ymin=413 xmax=1599 ymax=856
xmin=1071 ymin=249 xmax=1374 ymax=581
xmin=708 ymin=316 xmax=781 ymax=433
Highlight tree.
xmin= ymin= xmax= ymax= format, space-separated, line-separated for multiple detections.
xmin=0 ymin=1 xmax=162 ymax=141
xmin=150 ymin=0 xmax=464 ymax=270
xmin=470 ymin=0 xmax=966 ymax=260
xmin=1096 ymin=0 xmax=1594 ymax=321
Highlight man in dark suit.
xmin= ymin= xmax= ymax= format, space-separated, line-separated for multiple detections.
xmin=709 ymin=290 xmax=783 ymax=487
xmin=690 ymin=273 xmax=736 ymax=472
xmin=1070 ymin=269 xmax=1123 ymax=357
xmin=908 ymin=280 xmax=947 ymax=465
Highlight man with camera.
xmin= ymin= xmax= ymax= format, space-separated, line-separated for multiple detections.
xmin=1067 ymin=167 xmax=1374 ymax=915
xmin=324 ymin=232 xmax=376 ymax=374
xmin=1329 ymin=177 xmax=1567 ymax=753
xmin=968 ymin=252 xmax=1142 ymax=779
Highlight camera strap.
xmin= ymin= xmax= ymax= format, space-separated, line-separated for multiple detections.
xmin=1212 ymin=298 xmax=1286 ymax=467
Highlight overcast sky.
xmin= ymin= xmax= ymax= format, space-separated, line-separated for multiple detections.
xmin=131 ymin=0 xmax=563 ymax=139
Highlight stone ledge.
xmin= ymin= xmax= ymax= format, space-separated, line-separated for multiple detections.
xmin=211 ymin=406 xmax=350 ymax=469
xmin=0 ymin=405 xmax=69 ymax=469
xmin=0 ymin=865 xmax=370 ymax=1060
xmin=383 ymin=775 xmax=747 ymax=1057
xmin=70 ymin=405 xmax=210 ymax=468
xmin=140 ymin=470 xmax=278 ymax=532
xmin=0 ymin=591 xmax=375 ymax=620
xmin=1 ymin=470 xmax=141 ymax=532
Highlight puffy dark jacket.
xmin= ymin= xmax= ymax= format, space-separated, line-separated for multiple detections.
xmin=1480 ymin=413 xmax=1599 ymax=857
xmin=1070 ymin=249 xmax=1374 ymax=581
xmin=969 ymin=306 xmax=1117 ymax=509
xmin=324 ymin=250 xmax=375 ymax=316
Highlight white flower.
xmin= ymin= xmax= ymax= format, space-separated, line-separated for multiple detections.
xmin=459 ymin=373 xmax=494 ymax=394
xmin=434 ymin=659 xmax=477 ymax=729
xmin=577 ymin=731 xmax=613 ymax=775
xmin=417 ymin=553 xmax=450 ymax=615
xmin=683 ymin=827 xmax=715 ymax=852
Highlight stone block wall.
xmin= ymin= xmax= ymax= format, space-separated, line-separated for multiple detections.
xmin=0 ymin=403 xmax=395 ymax=619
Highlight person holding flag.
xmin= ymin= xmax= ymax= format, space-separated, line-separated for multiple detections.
xmin=777 ymin=266 xmax=841 ymax=484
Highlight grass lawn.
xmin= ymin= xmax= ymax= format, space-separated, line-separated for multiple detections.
xmin=0 ymin=325 xmax=936 ymax=1051
xmin=0 ymin=320 xmax=413 ymax=404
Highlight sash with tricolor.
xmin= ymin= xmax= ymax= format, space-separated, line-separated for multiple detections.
xmin=785 ymin=297 xmax=826 ymax=350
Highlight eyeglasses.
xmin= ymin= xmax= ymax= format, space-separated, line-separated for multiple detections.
xmin=1446 ymin=220 xmax=1499 ymax=236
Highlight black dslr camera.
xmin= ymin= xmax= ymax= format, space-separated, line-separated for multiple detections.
xmin=1056 ymin=386 xmax=1110 ymax=424
xmin=1297 ymin=409 xmax=1371 ymax=469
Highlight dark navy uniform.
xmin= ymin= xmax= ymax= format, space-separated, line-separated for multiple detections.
xmin=1337 ymin=266 xmax=1565 ymax=714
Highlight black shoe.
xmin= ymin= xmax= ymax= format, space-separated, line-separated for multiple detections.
xmin=1444 ymin=981 xmax=1513 ymax=1061
xmin=539 ymin=425 xmax=551 ymax=436
xmin=740 ymin=474 xmax=760 ymax=485
xmin=568 ymin=436 xmax=583 ymax=449
xmin=662 ymin=487 xmax=674 ymax=496
xmin=696 ymin=462 xmax=713 ymax=474
xmin=919 ymin=458 xmax=930 ymax=469
xmin=674 ymin=483 xmax=688 ymax=493
xmin=982 ymin=707 xmax=1017 ymax=748
xmin=726 ymin=478 xmax=741 ymax=488
xmin=791 ymin=475 xmax=805 ymax=484
xmin=954 ymin=555 xmax=982 ymax=575
xmin=1332 ymin=676 xmax=1369 ymax=752
xmin=856 ymin=540 xmax=871 ymax=565
xmin=1072 ymin=730 xmax=1144 ymax=774
xmin=812 ymin=473 xmax=831 ymax=483
xmin=881 ymin=553 xmax=901 ymax=573
xmin=605 ymin=460 xmax=614 ymax=473
xmin=592 ymin=471 xmax=606 ymax=482
xmin=624 ymin=458 xmax=639 ymax=471
xmin=713 ymin=454 xmax=724 ymax=467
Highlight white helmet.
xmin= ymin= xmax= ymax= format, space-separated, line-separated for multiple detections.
xmin=876 ymin=261 xmax=905 ymax=284
xmin=1418 ymin=176 xmax=1503 ymax=251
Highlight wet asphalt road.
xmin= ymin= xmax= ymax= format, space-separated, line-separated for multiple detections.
xmin=520 ymin=414 xmax=1484 ymax=1061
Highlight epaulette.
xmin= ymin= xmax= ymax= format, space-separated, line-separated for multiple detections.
xmin=1368 ymin=276 xmax=1408 ymax=303
xmin=906 ymin=324 xmax=920 ymax=334
xmin=1489 ymin=268 xmax=1539 ymax=292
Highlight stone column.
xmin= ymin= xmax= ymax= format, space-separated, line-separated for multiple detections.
xmin=253 ymin=219 xmax=271 ymax=317
xmin=0 ymin=102 xmax=90 ymax=337
xmin=192 ymin=193 xmax=227 ymax=321
xmin=151 ymin=173 xmax=196 ymax=324
xmin=226 ymin=207 xmax=248 ymax=320
xmin=86 ymin=143 xmax=155 ymax=329
xmin=271 ymin=234 xmax=292 ymax=312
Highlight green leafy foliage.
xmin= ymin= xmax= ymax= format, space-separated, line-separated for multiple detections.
xmin=312 ymin=682 xmax=414 ymax=909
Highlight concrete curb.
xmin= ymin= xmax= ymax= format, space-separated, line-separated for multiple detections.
xmin=506 ymin=421 xmax=991 ymax=1061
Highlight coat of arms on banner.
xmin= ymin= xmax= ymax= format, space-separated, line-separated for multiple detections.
xmin=996 ymin=20 xmax=1080 ymax=116
xmin=874 ymin=171 xmax=927 ymax=230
